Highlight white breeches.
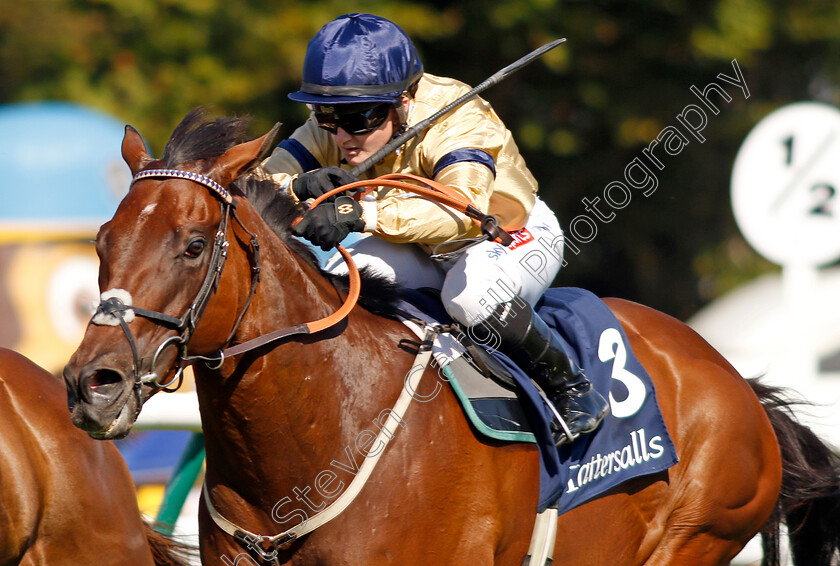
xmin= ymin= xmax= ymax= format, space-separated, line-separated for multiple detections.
xmin=323 ymin=198 xmax=565 ymax=326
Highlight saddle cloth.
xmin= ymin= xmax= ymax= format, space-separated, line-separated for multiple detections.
xmin=398 ymin=287 xmax=679 ymax=513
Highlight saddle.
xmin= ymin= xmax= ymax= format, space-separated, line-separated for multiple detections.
xmin=396 ymin=286 xmax=679 ymax=515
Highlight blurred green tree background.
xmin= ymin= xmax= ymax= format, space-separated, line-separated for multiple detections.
xmin=2 ymin=0 xmax=838 ymax=319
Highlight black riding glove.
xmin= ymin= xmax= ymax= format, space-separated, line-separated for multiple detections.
xmin=292 ymin=196 xmax=365 ymax=251
xmin=292 ymin=166 xmax=358 ymax=202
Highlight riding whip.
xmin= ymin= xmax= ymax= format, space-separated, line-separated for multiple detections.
xmin=350 ymin=38 xmax=566 ymax=177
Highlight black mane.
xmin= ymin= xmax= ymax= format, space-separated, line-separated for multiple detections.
xmin=162 ymin=107 xmax=251 ymax=168
xmin=160 ymin=108 xmax=403 ymax=317
xmin=232 ymin=173 xmax=318 ymax=267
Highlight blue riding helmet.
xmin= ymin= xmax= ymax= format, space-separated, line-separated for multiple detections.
xmin=288 ymin=13 xmax=424 ymax=106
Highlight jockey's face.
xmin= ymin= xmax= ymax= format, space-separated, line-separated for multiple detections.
xmin=333 ymin=110 xmax=396 ymax=166
xmin=332 ymin=97 xmax=409 ymax=167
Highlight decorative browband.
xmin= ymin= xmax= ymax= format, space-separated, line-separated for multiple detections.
xmin=132 ymin=169 xmax=233 ymax=204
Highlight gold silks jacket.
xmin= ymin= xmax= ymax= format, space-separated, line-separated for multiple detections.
xmin=261 ymin=73 xmax=539 ymax=247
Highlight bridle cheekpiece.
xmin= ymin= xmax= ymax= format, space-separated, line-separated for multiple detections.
xmin=91 ymin=168 xmax=259 ymax=406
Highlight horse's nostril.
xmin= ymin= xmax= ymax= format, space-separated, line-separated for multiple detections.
xmin=87 ymin=369 xmax=124 ymax=393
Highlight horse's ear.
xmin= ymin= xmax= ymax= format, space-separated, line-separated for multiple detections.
xmin=121 ymin=125 xmax=154 ymax=175
xmin=213 ymin=122 xmax=282 ymax=186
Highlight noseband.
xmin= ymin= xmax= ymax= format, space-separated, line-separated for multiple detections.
xmin=91 ymin=168 xmax=261 ymax=403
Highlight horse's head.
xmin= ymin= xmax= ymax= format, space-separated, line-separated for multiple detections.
xmin=64 ymin=110 xmax=280 ymax=439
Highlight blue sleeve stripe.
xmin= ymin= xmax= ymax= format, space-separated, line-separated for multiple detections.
xmin=432 ymin=148 xmax=496 ymax=179
xmin=277 ymin=139 xmax=321 ymax=172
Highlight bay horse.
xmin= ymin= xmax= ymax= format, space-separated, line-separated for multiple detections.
xmin=0 ymin=347 xmax=191 ymax=565
xmin=64 ymin=110 xmax=840 ymax=565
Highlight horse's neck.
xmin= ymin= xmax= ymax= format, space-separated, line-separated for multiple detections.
xmin=196 ymin=220 xmax=414 ymax=520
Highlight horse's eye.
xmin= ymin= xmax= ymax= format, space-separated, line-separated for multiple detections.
xmin=185 ymin=239 xmax=206 ymax=258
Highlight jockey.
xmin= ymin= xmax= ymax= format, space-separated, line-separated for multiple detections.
xmin=261 ymin=13 xmax=609 ymax=442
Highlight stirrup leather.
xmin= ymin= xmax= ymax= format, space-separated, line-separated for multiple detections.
xmin=475 ymin=297 xmax=609 ymax=442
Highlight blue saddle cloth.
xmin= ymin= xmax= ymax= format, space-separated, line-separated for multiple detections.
xmin=402 ymin=287 xmax=679 ymax=513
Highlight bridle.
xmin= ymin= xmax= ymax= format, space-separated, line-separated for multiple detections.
xmin=90 ymin=167 xmax=367 ymax=407
xmin=90 ymin=168 xmax=263 ymax=406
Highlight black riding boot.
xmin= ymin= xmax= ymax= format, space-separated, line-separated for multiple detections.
xmin=478 ymin=297 xmax=610 ymax=443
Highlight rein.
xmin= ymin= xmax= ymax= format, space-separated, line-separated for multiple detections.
xmin=94 ymin=168 xmax=500 ymax=394
xmin=184 ymin=173 xmax=500 ymax=365
xmin=302 ymin=173 xmax=515 ymax=246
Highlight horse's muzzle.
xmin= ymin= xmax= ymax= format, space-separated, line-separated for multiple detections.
xmin=63 ymin=363 xmax=138 ymax=439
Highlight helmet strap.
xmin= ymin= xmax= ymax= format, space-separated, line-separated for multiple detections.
xmin=394 ymin=103 xmax=408 ymax=133
xmin=394 ymin=95 xmax=412 ymax=134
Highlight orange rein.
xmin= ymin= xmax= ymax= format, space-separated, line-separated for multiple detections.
xmin=302 ymin=173 xmax=505 ymax=232
xmin=220 ymin=174 xmax=508 ymax=359
xmin=305 ymin=243 xmax=360 ymax=334
xmin=292 ymin=173 xmax=512 ymax=330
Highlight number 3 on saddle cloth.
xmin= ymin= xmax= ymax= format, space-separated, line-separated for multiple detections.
xmin=398 ymin=287 xmax=679 ymax=514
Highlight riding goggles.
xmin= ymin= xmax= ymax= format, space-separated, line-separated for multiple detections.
xmin=312 ymin=102 xmax=393 ymax=135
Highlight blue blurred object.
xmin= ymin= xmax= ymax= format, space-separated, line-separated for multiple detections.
xmin=116 ymin=430 xmax=193 ymax=484
xmin=0 ymin=101 xmax=130 ymax=231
